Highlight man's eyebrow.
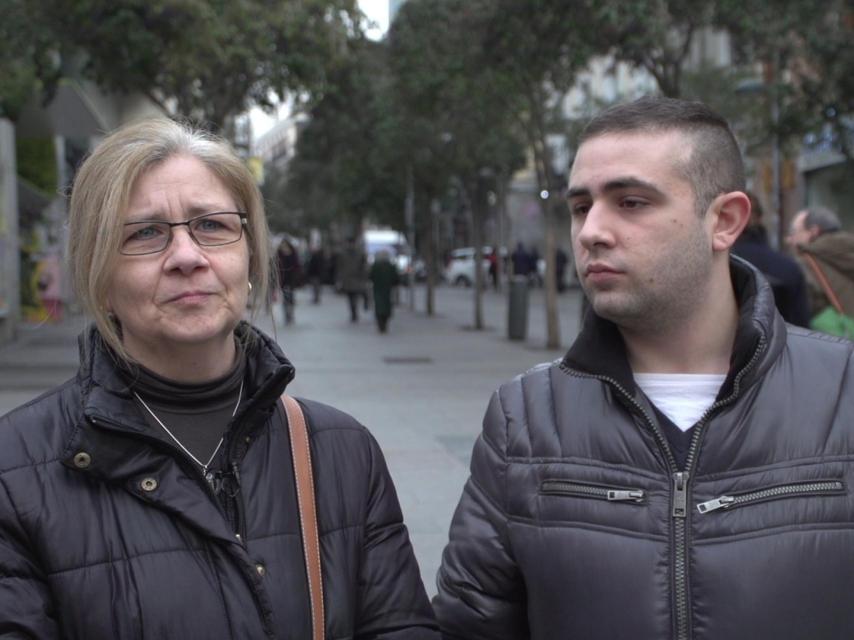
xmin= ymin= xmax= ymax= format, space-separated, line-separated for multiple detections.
xmin=567 ymin=177 xmax=665 ymax=200
xmin=566 ymin=186 xmax=590 ymax=200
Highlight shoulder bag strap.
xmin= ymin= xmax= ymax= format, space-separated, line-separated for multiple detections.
xmin=802 ymin=252 xmax=846 ymax=315
xmin=281 ymin=394 xmax=325 ymax=640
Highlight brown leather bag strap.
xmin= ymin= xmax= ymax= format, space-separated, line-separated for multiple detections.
xmin=802 ymin=252 xmax=846 ymax=314
xmin=281 ymin=394 xmax=325 ymax=640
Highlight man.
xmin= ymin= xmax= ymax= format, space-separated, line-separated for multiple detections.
xmin=786 ymin=204 xmax=854 ymax=319
xmin=434 ymin=97 xmax=854 ymax=640
xmin=731 ymin=191 xmax=810 ymax=326
xmin=338 ymin=236 xmax=368 ymax=322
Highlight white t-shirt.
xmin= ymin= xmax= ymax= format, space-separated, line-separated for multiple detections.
xmin=634 ymin=373 xmax=727 ymax=432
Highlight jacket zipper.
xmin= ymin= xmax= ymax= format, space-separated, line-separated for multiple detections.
xmin=697 ymin=480 xmax=845 ymax=514
xmin=561 ymin=333 xmax=765 ymax=640
xmin=541 ymin=479 xmax=645 ymax=503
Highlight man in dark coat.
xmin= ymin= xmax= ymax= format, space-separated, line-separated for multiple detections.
xmin=275 ymin=238 xmax=300 ymax=324
xmin=338 ymin=237 xmax=368 ymax=322
xmin=731 ymin=191 xmax=810 ymax=326
xmin=369 ymin=250 xmax=400 ymax=333
xmin=305 ymin=246 xmax=326 ymax=304
xmin=435 ymin=97 xmax=854 ymax=640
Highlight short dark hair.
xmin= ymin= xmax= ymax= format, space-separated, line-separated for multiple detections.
xmin=578 ymin=96 xmax=745 ymax=216
xmin=803 ymin=205 xmax=841 ymax=234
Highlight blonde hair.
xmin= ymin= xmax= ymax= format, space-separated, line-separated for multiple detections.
xmin=68 ymin=118 xmax=272 ymax=361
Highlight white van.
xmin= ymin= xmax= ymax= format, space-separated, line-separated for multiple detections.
xmin=362 ymin=229 xmax=412 ymax=282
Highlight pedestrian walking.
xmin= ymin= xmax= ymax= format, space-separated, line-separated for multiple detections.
xmin=731 ymin=191 xmax=810 ymax=326
xmin=786 ymin=204 xmax=854 ymax=337
xmin=275 ymin=237 xmax=300 ymax=324
xmin=338 ymin=237 xmax=368 ymax=322
xmin=0 ymin=119 xmax=438 ymax=639
xmin=306 ymin=245 xmax=326 ymax=304
xmin=369 ymin=250 xmax=400 ymax=333
xmin=511 ymin=241 xmax=530 ymax=279
xmin=435 ymin=97 xmax=854 ymax=639
xmin=36 ymin=251 xmax=63 ymax=321
xmin=555 ymin=246 xmax=568 ymax=292
xmin=487 ymin=248 xmax=499 ymax=290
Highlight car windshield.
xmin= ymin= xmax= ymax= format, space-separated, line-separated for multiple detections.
xmin=367 ymin=242 xmax=404 ymax=257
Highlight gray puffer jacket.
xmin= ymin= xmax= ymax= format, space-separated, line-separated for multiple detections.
xmin=435 ymin=259 xmax=854 ymax=640
xmin=0 ymin=323 xmax=438 ymax=639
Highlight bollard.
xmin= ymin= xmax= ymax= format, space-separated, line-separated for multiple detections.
xmin=507 ymin=276 xmax=529 ymax=340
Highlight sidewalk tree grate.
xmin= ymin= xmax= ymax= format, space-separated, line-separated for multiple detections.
xmin=382 ymin=356 xmax=433 ymax=365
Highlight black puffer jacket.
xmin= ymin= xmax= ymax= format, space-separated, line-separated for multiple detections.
xmin=435 ymin=260 xmax=854 ymax=640
xmin=0 ymin=324 xmax=438 ymax=639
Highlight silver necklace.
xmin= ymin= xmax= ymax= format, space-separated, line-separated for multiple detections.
xmin=134 ymin=380 xmax=244 ymax=472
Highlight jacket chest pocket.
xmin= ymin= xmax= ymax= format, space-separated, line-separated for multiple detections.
xmin=696 ymin=479 xmax=846 ymax=514
xmin=540 ymin=479 xmax=646 ymax=504
xmin=528 ymin=475 xmax=666 ymax=538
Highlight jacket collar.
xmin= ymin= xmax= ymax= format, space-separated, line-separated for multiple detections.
xmin=562 ymin=256 xmax=786 ymax=400
xmin=77 ymin=322 xmax=294 ymax=422
xmin=65 ymin=322 xmax=295 ymax=477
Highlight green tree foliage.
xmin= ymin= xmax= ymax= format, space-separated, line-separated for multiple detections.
xmin=279 ymin=39 xmax=405 ymax=235
xmin=15 ymin=138 xmax=57 ymax=194
xmin=0 ymin=0 xmax=61 ymax=120
xmin=718 ymin=0 xmax=854 ymax=162
xmin=389 ymin=0 xmax=526 ymax=197
xmin=6 ymin=0 xmax=361 ymax=130
xmin=591 ymin=0 xmax=717 ymax=98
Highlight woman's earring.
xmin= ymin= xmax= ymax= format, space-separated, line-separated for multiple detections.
xmin=248 ymin=281 xmax=253 ymax=293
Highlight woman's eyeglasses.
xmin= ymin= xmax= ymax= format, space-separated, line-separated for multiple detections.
xmin=120 ymin=212 xmax=248 ymax=256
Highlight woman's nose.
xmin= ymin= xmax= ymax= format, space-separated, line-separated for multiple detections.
xmin=163 ymin=226 xmax=209 ymax=272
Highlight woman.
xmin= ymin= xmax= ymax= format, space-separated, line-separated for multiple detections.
xmin=0 ymin=120 xmax=438 ymax=639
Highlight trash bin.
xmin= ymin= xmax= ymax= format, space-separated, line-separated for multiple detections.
xmin=507 ymin=276 xmax=529 ymax=340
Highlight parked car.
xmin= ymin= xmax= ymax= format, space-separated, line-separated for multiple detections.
xmin=444 ymin=246 xmax=505 ymax=287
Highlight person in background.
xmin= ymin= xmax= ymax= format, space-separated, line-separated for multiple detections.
xmin=275 ymin=237 xmax=300 ymax=324
xmin=37 ymin=251 xmax=63 ymax=321
xmin=306 ymin=245 xmax=326 ymax=304
xmin=434 ymin=96 xmax=854 ymax=639
xmin=369 ymin=250 xmax=400 ymax=333
xmin=487 ymin=248 xmax=499 ymax=290
xmin=511 ymin=242 xmax=531 ymax=280
xmin=338 ymin=236 xmax=368 ymax=323
xmin=555 ymin=246 xmax=568 ymax=292
xmin=0 ymin=119 xmax=439 ymax=639
xmin=731 ymin=190 xmax=810 ymax=326
xmin=529 ymin=246 xmax=541 ymax=286
xmin=786 ymin=204 xmax=854 ymax=320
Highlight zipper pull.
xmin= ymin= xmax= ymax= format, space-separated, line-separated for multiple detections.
xmin=607 ymin=489 xmax=645 ymax=502
xmin=672 ymin=472 xmax=689 ymax=518
xmin=697 ymin=496 xmax=735 ymax=514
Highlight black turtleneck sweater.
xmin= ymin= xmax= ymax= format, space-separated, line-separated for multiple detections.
xmin=121 ymin=346 xmax=247 ymax=473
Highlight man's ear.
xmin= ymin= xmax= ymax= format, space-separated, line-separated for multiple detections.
xmin=710 ymin=191 xmax=751 ymax=252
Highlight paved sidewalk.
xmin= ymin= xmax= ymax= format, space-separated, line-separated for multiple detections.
xmin=0 ymin=283 xmax=583 ymax=595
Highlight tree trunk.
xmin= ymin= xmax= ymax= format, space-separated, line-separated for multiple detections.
xmin=543 ymin=198 xmax=560 ymax=349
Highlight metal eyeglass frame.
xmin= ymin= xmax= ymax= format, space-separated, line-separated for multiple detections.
xmin=120 ymin=211 xmax=248 ymax=256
